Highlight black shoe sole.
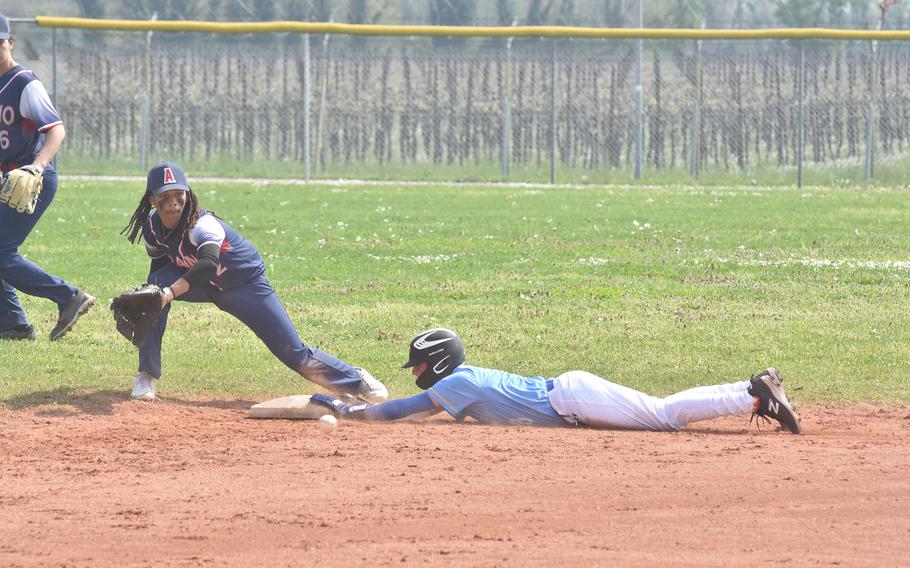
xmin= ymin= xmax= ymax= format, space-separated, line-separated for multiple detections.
xmin=50 ymin=294 xmax=96 ymax=341
xmin=0 ymin=329 xmax=36 ymax=341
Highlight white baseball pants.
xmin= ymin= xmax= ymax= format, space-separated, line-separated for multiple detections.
xmin=546 ymin=370 xmax=755 ymax=431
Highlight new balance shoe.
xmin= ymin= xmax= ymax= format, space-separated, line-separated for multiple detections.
xmin=0 ymin=324 xmax=36 ymax=341
xmin=747 ymin=368 xmax=801 ymax=434
xmin=761 ymin=367 xmax=783 ymax=385
xmin=131 ymin=372 xmax=158 ymax=401
xmin=50 ymin=289 xmax=96 ymax=341
xmin=356 ymin=367 xmax=389 ymax=403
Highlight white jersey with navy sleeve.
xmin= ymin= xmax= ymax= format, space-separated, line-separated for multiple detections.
xmin=427 ymin=365 xmax=567 ymax=426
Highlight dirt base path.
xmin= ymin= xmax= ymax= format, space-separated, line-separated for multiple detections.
xmin=1 ymin=394 xmax=908 ymax=567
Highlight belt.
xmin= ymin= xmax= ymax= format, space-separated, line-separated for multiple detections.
xmin=543 ymin=378 xmax=579 ymax=426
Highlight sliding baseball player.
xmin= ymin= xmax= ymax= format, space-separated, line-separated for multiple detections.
xmin=311 ymin=328 xmax=802 ymax=434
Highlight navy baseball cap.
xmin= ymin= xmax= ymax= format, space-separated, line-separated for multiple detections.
xmin=146 ymin=161 xmax=189 ymax=195
xmin=0 ymin=14 xmax=11 ymax=40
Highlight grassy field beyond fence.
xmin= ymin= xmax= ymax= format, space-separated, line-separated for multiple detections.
xmin=1 ymin=179 xmax=908 ymax=407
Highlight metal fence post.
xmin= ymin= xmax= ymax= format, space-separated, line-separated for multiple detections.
xmin=865 ymin=40 xmax=876 ymax=182
xmin=501 ymin=35 xmax=513 ymax=181
xmin=690 ymin=29 xmax=703 ymax=179
xmin=51 ymin=27 xmax=58 ymax=103
xmin=52 ymin=26 xmax=59 ymax=169
xmin=549 ymin=39 xmax=557 ymax=185
xmin=303 ymin=33 xmax=311 ymax=182
xmin=315 ymin=32 xmax=331 ymax=177
xmin=139 ymin=13 xmax=156 ymax=173
xmin=797 ymin=41 xmax=805 ymax=189
xmin=634 ymin=0 xmax=644 ymax=181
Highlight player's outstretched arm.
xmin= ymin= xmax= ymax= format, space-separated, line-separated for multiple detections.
xmin=310 ymin=392 xmax=440 ymax=422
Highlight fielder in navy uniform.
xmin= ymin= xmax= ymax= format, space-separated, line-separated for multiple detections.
xmin=121 ymin=161 xmax=389 ymax=403
xmin=311 ymin=327 xmax=802 ymax=434
xmin=0 ymin=13 xmax=94 ymax=341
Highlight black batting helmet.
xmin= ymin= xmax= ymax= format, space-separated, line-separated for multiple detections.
xmin=402 ymin=328 xmax=466 ymax=390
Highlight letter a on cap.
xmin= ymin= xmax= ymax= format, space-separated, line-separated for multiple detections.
xmin=163 ymin=167 xmax=176 ymax=185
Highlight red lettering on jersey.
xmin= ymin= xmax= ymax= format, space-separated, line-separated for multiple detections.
xmin=163 ymin=167 xmax=176 ymax=185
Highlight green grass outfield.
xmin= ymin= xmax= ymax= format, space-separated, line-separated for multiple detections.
xmin=2 ymin=179 xmax=908 ymax=408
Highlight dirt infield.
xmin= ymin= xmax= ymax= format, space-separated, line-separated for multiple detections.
xmin=1 ymin=395 xmax=908 ymax=567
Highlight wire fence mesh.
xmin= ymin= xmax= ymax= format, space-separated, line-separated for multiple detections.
xmin=12 ymin=22 xmax=910 ymax=186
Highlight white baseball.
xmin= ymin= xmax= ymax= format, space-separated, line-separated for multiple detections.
xmin=316 ymin=414 xmax=338 ymax=433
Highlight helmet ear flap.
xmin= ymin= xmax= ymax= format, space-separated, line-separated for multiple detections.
xmin=416 ymin=368 xmax=439 ymax=390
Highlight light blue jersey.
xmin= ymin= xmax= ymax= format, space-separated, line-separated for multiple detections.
xmin=427 ymin=365 xmax=566 ymax=426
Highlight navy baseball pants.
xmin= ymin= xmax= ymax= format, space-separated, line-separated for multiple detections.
xmin=0 ymin=168 xmax=77 ymax=332
xmin=141 ymin=263 xmax=362 ymax=394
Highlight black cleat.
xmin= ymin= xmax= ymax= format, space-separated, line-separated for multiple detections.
xmin=747 ymin=368 xmax=801 ymax=435
xmin=49 ymin=289 xmax=95 ymax=341
xmin=0 ymin=324 xmax=36 ymax=341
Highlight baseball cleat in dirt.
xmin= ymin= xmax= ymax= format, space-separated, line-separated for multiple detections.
xmin=356 ymin=367 xmax=389 ymax=403
xmin=0 ymin=324 xmax=36 ymax=341
xmin=747 ymin=368 xmax=801 ymax=434
xmin=50 ymin=289 xmax=96 ymax=341
xmin=131 ymin=372 xmax=158 ymax=401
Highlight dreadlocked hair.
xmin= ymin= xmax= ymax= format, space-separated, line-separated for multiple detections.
xmin=121 ymin=191 xmax=153 ymax=244
xmin=121 ymin=188 xmax=203 ymax=244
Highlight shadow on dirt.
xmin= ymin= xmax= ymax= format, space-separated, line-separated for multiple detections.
xmin=2 ymin=388 xmax=257 ymax=416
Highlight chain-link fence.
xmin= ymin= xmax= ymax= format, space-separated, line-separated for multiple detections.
xmin=12 ymin=21 xmax=910 ymax=186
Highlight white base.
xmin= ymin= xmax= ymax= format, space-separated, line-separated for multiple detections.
xmin=249 ymin=395 xmax=332 ymax=420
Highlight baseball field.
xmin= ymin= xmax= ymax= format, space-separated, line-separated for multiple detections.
xmin=1 ymin=178 xmax=909 ymax=566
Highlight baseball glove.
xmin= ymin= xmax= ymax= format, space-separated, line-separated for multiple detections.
xmin=110 ymin=284 xmax=165 ymax=348
xmin=0 ymin=165 xmax=44 ymax=214
xmin=309 ymin=393 xmax=370 ymax=420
